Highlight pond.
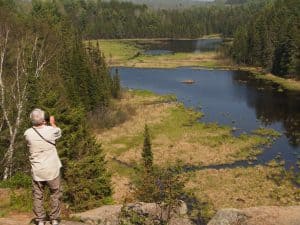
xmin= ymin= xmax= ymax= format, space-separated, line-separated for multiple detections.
xmin=111 ymin=67 xmax=300 ymax=170
xmin=132 ymin=38 xmax=223 ymax=55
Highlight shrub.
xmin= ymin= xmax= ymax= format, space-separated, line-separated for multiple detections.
xmin=134 ymin=125 xmax=186 ymax=223
xmin=63 ymin=144 xmax=112 ymax=211
xmin=0 ymin=172 xmax=31 ymax=189
xmin=9 ymin=189 xmax=32 ymax=212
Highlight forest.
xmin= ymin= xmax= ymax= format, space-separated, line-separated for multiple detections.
xmin=230 ymin=0 xmax=300 ymax=77
xmin=59 ymin=0 xmax=267 ymax=38
xmin=0 ymin=0 xmax=299 ymax=214
xmin=0 ymin=0 xmax=120 ymax=210
xmin=41 ymin=0 xmax=299 ymax=78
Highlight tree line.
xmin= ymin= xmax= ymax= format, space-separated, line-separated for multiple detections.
xmin=49 ymin=0 xmax=267 ymax=39
xmin=6 ymin=0 xmax=297 ymax=79
xmin=0 ymin=0 xmax=298 ymax=212
xmin=0 ymin=0 xmax=121 ymax=210
xmin=228 ymin=0 xmax=300 ymax=78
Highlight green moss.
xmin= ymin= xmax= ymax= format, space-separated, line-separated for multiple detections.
xmin=110 ymin=134 xmax=144 ymax=156
xmin=151 ymin=105 xmax=203 ymax=141
xmin=252 ymin=128 xmax=281 ymax=138
xmin=250 ymin=72 xmax=300 ymax=92
xmin=89 ymin=40 xmax=141 ymax=62
xmin=105 ymin=92 xmax=274 ymax=167
xmin=108 ymin=160 xmax=136 ymax=178
xmin=295 ymin=174 xmax=300 ymax=185
xmin=130 ymin=89 xmax=157 ymax=97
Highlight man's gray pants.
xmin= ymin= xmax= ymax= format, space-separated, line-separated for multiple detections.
xmin=32 ymin=175 xmax=61 ymax=222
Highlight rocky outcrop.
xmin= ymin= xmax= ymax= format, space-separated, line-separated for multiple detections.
xmin=208 ymin=206 xmax=300 ymax=225
xmin=71 ymin=201 xmax=192 ymax=225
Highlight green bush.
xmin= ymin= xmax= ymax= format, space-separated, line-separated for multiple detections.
xmin=0 ymin=172 xmax=31 ymax=189
xmin=63 ymin=142 xmax=112 ymax=211
xmin=118 ymin=205 xmax=148 ymax=225
xmin=9 ymin=189 xmax=32 ymax=212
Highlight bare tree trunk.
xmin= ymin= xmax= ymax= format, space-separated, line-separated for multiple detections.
xmin=0 ymin=27 xmax=54 ymax=180
xmin=3 ymin=143 xmax=15 ymax=180
xmin=2 ymin=101 xmax=23 ymax=180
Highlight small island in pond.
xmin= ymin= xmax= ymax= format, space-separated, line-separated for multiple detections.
xmin=181 ymin=79 xmax=196 ymax=84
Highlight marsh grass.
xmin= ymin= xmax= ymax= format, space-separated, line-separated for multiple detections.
xmin=93 ymin=90 xmax=299 ymax=222
xmin=252 ymin=72 xmax=300 ymax=92
xmin=252 ymin=128 xmax=281 ymax=137
xmin=185 ymin=166 xmax=300 ymax=209
xmin=88 ymin=40 xmax=141 ymax=64
xmin=0 ymin=188 xmax=32 ymax=217
xmin=95 ymin=90 xmax=286 ymax=207
xmin=0 ymin=173 xmax=33 ymax=217
xmin=93 ymin=39 xmax=232 ymax=69
xmin=95 ymin=39 xmax=300 ymax=91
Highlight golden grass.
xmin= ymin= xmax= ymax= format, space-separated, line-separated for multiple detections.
xmin=88 ymin=39 xmax=141 ymax=65
xmin=185 ymin=166 xmax=300 ymax=210
xmin=91 ymin=39 xmax=232 ymax=69
xmin=94 ymin=39 xmax=300 ymax=91
xmin=95 ymin=91 xmax=284 ymax=205
xmin=256 ymin=73 xmax=300 ymax=92
xmin=125 ymin=52 xmax=233 ymax=69
xmin=111 ymin=175 xmax=133 ymax=204
xmin=99 ymin=92 xmax=270 ymax=168
xmin=97 ymin=92 xmax=175 ymax=152
xmin=0 ymin=188 xmax=10 ymax=216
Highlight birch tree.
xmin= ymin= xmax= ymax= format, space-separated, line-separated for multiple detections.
xmin=0 ymin=25 xmax=55 ymax=180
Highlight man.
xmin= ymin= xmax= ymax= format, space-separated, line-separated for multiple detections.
xmin=24 ymin=109 xmax=62 ymax=225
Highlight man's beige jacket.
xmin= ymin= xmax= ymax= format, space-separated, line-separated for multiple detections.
xmin=24 ymin=126 xmax=62 ymax=181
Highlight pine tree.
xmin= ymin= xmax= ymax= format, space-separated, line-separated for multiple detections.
xmin=142 ymin=124 xmax=153 ymax=171
xmin=232 ymin=26 xmax=248 ymax=64
xmin=272 ymin=35 xmax=297 ymax=77
xmin=112 ymin=68 xmax=121 ymax=99
xmin=64 ymin=137 xmax=112 ymax=211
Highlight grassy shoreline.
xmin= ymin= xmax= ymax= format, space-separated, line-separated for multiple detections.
xmin=94 ymin=90 xmax=299 ymax=215
xmin=92 ymin=39 xmax=300 ymax=92
xmin=1 ymin=90 xmax=298 ymax=221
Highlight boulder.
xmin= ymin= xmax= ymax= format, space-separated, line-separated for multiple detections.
xmin=70 ymin=201 xmax=192 ymax=225
xmin=208 ymin=206 xmax=300 ymax=225
xmin=71 ymin=205 xmax=122 ymax=225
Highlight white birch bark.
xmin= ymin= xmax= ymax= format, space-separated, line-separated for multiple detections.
xmin=0 ymin=28 xmax=54 ymax=180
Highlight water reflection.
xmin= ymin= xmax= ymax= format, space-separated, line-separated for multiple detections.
xmin=113 ymin=67 xmax=300 ymax=168
xmin=232 ymin=71 xmax=300 ymax=147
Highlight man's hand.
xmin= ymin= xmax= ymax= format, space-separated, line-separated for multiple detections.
xmin=50 ymin=116 xmax=56 ymax=127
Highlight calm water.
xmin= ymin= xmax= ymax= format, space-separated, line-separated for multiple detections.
xmin=133 ymin=38 xmax=223 ymax=55
xmin=112 ymin=67 xmax=300 ymax=169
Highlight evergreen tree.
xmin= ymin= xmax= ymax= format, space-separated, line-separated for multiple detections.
xmin=0 ymin=0 xmax=114 ymax=210
xmin=272 ymin=35 xmax=298 ymax=77
xmin=112 ymin=68 xmax=121 ymax=99
xmin=232 ymin=26 xmax=248 ymax=64
xmin=64 ymin=138 xmax=112 ymax=211
xmin=229 ymin=0 xmax=300 ymax=78
xmin=142 ymin=124 xmax=153 ymax=171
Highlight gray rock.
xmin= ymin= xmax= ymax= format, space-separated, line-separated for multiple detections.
xmin=61 ymin=221 xmax=86 ymax=225
xmin=208 ymin=206 xmax=300 ymax=225
xmin=207 ymin=208 xmax=248 ymax=225
xmin=70 ymin=202 xmax=192 ymax=225
xmin=71 ymin=205 xmax=122 ymax=225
